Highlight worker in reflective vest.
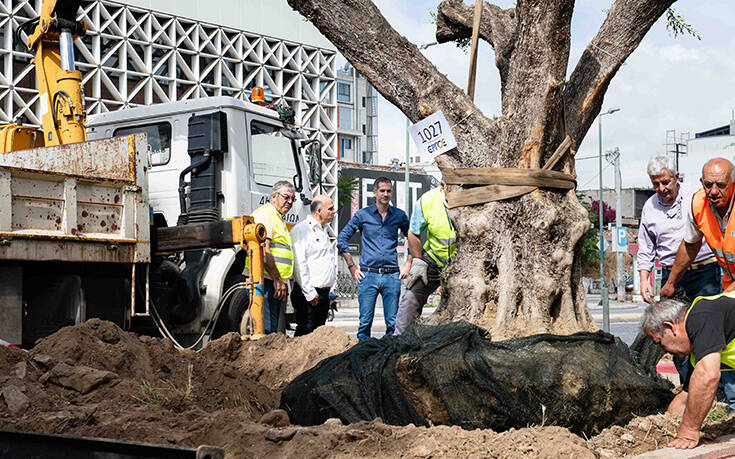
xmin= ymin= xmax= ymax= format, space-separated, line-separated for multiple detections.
xmin=395 ymin=183 xmax=457 ymax=335
xmin=642 ymin=292 xmax=735 ymax=449
xmin=662 ymin=158 xmax=735 ymax=297
xmin=246 ymin=180 xmax=295 ymax=334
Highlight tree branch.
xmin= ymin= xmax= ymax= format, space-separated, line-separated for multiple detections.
xmin=435 ymin=0 xmax=516 ymax=56
xmin=564 ymin=0 xmax=676 ymax=145
xmin=287 ymin=0 xmax=498 ymax=168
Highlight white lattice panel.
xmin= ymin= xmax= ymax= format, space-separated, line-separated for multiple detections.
xmin=0 ymin=0 xmax=338 ymax=235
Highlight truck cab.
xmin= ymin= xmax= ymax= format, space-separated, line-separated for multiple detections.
xmin=87 ymin=96 xmax=319 ymax=340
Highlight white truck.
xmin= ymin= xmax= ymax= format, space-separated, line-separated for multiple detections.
xmin=0 ymin=96 xmax=320 ymax=348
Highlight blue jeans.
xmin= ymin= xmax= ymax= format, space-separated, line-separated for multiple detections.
xmin=258 ymin=278 xmax=284 ymax=334
xmin=722 ymin=371 xmax=735 ymax=410
xmin=662 ymin=261 xmax=722 ymax=302
xmin=357 ymin=271 xmax=401 ymax=342
xmin=663 ymin=262 xmax=722 ymax=384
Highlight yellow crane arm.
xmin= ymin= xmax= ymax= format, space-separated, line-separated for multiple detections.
xmin=0 ymin=0 xmax=86 ymax=152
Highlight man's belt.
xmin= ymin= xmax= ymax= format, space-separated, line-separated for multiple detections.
xmin=362 ymin=266 xmax=399 ymax=274
xmin=662 ymin=257 xmax=718 ymax=271
xmin=690 ymin=257 xmax=719 ymax=270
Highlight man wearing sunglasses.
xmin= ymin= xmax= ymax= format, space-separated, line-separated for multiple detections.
xmin=247 ymin=180 xmax=296 ymax=334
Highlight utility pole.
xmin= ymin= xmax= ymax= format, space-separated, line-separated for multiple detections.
xmin=606 ymin=148 xmax=625 ymax=302
xmin=598 ymin=108 xmax=619 ymax=332
xmin=404 ymin=117 xmax=410 ymax=262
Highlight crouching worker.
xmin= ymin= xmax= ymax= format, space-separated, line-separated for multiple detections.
xmin=642 ymin=293 xmax=735 ymax=449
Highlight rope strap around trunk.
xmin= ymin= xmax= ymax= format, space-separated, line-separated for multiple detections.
xmin=439 ymin=136 xmax=576 ymax=209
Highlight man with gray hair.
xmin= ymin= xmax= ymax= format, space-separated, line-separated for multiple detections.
xmin=638 ymin=155 xmax=719 ymax=305
xmin=246 ymin=180 xmax=296 ymax=334
xmin=662 ymin=157 xmax=735 ymax=297
xmin=290 ymin=194 xmax=336 ymax=335
xmin=642 ymin=293 xmax=735 ymax=449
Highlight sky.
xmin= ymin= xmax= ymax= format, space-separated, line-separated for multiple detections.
xmin=335 ymin=0 xmax=735 ymax=191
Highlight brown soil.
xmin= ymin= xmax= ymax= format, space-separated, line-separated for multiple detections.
xmin=2 ymin=319 xmax=735 ymax=458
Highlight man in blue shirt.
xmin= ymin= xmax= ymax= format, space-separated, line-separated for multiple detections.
xmin=338 ymin=177 xmax=411 ymax=341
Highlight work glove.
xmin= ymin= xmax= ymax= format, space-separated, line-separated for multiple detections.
xmin=405 ymin=258 xmax=429 ymax=290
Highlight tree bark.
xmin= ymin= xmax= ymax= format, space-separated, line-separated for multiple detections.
xmin=287 ymin=0 xmax=675 ymax=339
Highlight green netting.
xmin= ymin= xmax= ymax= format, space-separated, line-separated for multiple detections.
xmin=281 ymin=321 xmax=673 ymax=435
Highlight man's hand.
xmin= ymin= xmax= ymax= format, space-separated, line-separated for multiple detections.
xmin=349 ymin=265 xmax=365 ymax=283
xmin=399 ymin=260 xmax=412 ymax=280
xmin=660 ymin=281 xmax=675 ymax=298
xmin=308 ymin=295 xmax=319 ymax=307
xmin=405 ymin=258 xmax=429 ymax=289
xmin=273 ymin=278 xmax=288 ymax=301
xmin=669 ymin=427 xmax=700 ymax=449
xmin=640 ymin=281 xmax=655 ymax=303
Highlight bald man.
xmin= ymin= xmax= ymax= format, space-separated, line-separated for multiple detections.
xmin=290 ymin=195 xmax=337 ymax=335
xmin=662 ymin=158 xmax=735 ymax=297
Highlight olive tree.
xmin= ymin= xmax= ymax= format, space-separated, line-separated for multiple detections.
xmin=288 ymin=0 xmax=680 ymax=339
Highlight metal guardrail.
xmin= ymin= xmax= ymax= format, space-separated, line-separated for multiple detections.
xmin=0 ymin=429 xmax=224 ymax=459
xmin=334 ymin=272 xmax=359 ymax=299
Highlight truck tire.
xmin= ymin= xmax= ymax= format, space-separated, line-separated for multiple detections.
xmin=211 ymin=288 xmax=250 ymax=339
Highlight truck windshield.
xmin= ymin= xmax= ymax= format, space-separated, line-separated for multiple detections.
xmin=251 ymin=121 xmax=301 ymax=191
xmin=114 ymin=122 xmax=172 ymax=166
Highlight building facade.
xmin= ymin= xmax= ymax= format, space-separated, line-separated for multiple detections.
xmin=0 ymin=0 xmax=339 ymax=232
xmin=335 ymin=62 xmax=378 ymax=165
xmin=577 ymin=188 xmax=655 ymax=227
xmin=687 ymin=120 xmax=735 ymax=158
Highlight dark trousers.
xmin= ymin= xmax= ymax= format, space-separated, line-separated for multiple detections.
xmin=291 ymin=283 xmax=331 ymax=336
xmin=395 ymin=256 xmax=442 ymax=335
xmin=661 ymin=261 xmax=722 ymax=302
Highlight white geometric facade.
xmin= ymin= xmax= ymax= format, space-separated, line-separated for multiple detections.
xmin=0 ymin=0 xmax=338 ymax=234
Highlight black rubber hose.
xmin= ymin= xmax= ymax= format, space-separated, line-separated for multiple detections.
xmin=177 ymin=153 xmax=211 ymax=214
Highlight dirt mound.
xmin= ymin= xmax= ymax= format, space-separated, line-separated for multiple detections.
xmin=201 ymin=325 xmax=357 ymax=391
xmin=3 ymin=319 xmax=735 ymax=458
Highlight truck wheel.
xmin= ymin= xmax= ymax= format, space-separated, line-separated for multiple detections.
xmin=211 ymin=288 xmax=250 ymax=339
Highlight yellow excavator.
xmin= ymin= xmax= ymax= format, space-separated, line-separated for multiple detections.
xmin=0 ymin=0 xmax=269 ymax=343
xmin=0 ymin=0 xmax=86 ymax=150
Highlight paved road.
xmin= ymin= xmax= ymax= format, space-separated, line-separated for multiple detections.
xmin=328 ymin=293 xmax=647 ymax=345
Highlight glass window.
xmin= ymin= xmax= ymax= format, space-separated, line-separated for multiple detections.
xmin=338 ymin=106 xmax=352 ymax=130
xmin=337 ymin=82 xmax=351 ymax=103
xmin=250 ymin=121 xmax=301 ymax=190
xmin=339 ymin=137 xmax=352 ymax=159
xmin=114 ymin=122 xmax=172 ymax=166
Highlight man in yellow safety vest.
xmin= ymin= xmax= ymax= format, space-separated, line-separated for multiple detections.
xmin=248 ymin=180 xmax=295 ymax=334
xmin=395 ymin=182 xmax=456 ymax=334
xmin=643 ymin=293 xmax=735 ymax=449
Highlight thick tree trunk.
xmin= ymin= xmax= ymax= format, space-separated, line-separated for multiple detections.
xmin=287 ymin=0 xmax=675 ymax=338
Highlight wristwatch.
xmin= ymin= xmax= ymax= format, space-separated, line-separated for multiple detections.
xmin=347 ymin=264 xmax=356 ymax=270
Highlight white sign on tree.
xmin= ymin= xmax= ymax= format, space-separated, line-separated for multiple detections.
xmin=409 ymin=111 xmax=458 ymax=158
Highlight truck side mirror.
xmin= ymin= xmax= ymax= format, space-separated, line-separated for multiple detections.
xmin=301 ymin=139 xmax=322 ymax=195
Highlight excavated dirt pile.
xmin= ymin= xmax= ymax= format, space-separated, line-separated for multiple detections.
xmin=2 ymin=319 xmax=735 ymax=458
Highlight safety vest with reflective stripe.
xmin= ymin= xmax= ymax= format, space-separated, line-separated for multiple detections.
xmin=691 ymin=189 xmax=735 ymax=289
xmin=420 ymin=187 xmax=457 ymax=268
xmin=686 ymin=291 xmax=735 ymax=371
xmin=248 ymin=203 xmax=293 ymax=280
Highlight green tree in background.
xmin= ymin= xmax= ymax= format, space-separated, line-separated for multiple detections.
xmin=578 ymin=194 xmax=600 ymax=265
xmin=337 ymin=175 xmax=359 ymax=211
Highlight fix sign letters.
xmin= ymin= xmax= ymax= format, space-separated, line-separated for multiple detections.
xmin=408 ymin=111 xmax=458 ymax=158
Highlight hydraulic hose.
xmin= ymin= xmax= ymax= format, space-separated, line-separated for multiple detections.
xmin=177 ymin=153 xmax=211 ymax=215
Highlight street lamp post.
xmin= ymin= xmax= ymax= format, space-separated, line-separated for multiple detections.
xmin=598 ymin=107 xmax=619 ymax=333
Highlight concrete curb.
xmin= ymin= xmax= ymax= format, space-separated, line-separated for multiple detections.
xmin=635 ymin=434 xmax=735 ymax=458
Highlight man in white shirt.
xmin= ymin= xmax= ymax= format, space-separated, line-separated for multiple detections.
xmin=290 ymin=195 xmax=337 ymax=336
